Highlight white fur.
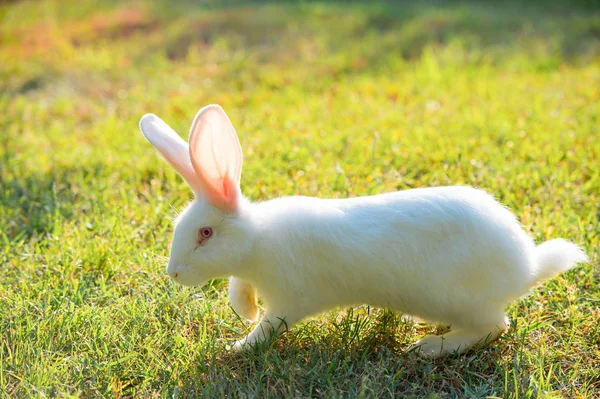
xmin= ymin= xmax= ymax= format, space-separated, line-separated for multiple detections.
xmin=229 ymin=276 xmax=259 ymax=321
xmin=140 ymin=106 xmax=588 ymax=358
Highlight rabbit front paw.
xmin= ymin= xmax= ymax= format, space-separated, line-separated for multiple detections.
xmin=231 ymin=338 xmax=249 ymax=351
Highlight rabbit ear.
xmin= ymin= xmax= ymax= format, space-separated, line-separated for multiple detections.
xmin=189 ymin=105 xmax=242 ymax=213
xmin=139 ymin=114 xmax=204 ymax=196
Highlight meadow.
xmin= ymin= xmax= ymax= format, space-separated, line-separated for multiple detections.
xmin=1 ymin=0 xmax=599 ymax=397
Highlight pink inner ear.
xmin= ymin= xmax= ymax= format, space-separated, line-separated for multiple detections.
xmin=189 ymin=105 xmax=243 ymax=212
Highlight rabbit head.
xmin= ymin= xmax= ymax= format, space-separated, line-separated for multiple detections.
xmin=139 ymin=105 xmax=254 ymax=287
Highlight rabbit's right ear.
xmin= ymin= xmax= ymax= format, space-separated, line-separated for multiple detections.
xmin=189 ymin=105 xmax=243 ymax=213
xmin=139 ymin=114 xmax=204 ymax=196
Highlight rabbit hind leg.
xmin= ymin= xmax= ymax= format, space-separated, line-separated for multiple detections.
xmin=412 ymin=314 xmax=509 ymax=358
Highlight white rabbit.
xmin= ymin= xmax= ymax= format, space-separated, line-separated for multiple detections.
xmin=139 ymin=104 xmax=588 ymax=358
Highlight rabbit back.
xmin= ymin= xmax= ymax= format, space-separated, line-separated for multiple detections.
xmin=246 ymin=186 xmax=567 ymax=328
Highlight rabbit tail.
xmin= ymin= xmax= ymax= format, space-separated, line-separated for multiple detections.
xmin=531 ymin=239 xmax=588 ymax=285
xmin=229 ymin=277 xmax=259 ymax=321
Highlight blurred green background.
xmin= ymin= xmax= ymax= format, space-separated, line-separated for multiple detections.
xmin=1 ymin=0 xmax=599 ymax=397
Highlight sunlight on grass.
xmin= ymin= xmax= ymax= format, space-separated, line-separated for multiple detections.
xmin=1 ymin=0 xmax=599 ymax=397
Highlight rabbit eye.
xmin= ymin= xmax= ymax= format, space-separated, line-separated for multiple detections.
xmin=197 ymin=227 xmax=213 ymax=244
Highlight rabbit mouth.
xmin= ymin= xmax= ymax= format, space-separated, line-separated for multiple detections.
xmin=166 ymin=261 xmax=184 ymax=282
xmin=166 ymin=263 xmax=207 ymax=287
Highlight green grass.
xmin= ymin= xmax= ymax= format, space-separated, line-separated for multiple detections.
xmin=1 ymin=0 xmax=599 ymax=397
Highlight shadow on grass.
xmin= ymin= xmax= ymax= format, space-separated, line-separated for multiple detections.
xmin=171 ymin=308 xmax=511 ymax=397
xmin=0 ymin=156 xmax=170 ymax=242
xmin=5 ymin=0 xmax=599 ymax=97
xmin=1 ymin=159 xmax=69 ymax=243
xmin=144 ymin=0 xmax=600 ymax=66
xmin=8 ymin=0 xmax=600 ymax=64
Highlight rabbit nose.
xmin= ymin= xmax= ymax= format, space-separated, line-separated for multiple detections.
xmin=166 ymin=261 xmax=179 ymax=279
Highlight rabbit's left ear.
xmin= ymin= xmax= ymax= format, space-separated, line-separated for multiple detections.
xmin=139 ymin=113 xmax=204 ymax=196
xmin=189 ymin=105 xmax=242 ymax=213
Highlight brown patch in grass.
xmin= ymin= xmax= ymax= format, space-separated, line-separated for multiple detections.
xmin=2 ymin=5 xmax=160 ymax=59
xmin=2 ymin=22 xmax=61 ymax=58
xmin=166 ymin=8 xmax=290 ymax=61
xmin=70 ymin=7 xmax=160 ymax=46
